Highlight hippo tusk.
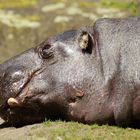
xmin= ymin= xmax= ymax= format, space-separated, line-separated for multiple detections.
xmin=7 ymin=98 xmax=19 ymax=107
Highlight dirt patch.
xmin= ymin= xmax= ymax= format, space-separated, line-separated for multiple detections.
xmin=0 ymin=118 xmax=44 ymax=140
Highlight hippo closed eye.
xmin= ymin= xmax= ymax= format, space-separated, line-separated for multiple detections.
xmin=0 ymin=17 xmax=140 ymax=127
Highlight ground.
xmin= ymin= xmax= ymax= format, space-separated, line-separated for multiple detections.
xmin=1 ymin=118 xmax=140 ymax=140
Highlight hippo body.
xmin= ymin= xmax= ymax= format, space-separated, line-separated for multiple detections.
xmin=0 ymin=17 xmax=140 ymax=127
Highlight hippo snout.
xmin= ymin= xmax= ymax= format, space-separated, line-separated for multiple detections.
xmin=0 ymin=65 xmax=30 ymax=103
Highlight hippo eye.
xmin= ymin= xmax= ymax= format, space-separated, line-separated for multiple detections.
xmin=40 ymin=44 xmax=54 ymax=59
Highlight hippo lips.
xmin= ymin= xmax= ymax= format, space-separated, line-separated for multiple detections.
xmin=0 ymin=101 xmax=45 ymax=126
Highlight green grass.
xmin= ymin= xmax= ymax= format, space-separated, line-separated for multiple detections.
xmin=26 ymin=120 xmax=140 ymax=140
xmin=100 ymin=0 xmax=140 ymax=16
xmin=0 ymin=0 xmax=37 ymax=9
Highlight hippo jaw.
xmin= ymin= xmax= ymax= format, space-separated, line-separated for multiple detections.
xmin=0 ymin=64 xmax=69 ymax=126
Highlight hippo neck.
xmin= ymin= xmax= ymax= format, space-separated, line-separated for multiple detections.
xmin=94 ymin=22 xmax=121 ymax=83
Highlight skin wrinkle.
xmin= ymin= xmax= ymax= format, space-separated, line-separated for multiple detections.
xmin=93 ymin=30 xmax=104 ymax=80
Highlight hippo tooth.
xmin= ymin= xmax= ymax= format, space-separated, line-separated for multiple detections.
xmin=69 ymin=102 xmax=76 ymax=107
xmin=7 ymin=98 xmax=19 ymax=107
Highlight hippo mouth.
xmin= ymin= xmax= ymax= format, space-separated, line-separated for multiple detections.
xmin=0 ymin=68 xmax=46 ymax=126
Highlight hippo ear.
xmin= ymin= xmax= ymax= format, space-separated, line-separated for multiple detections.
xmin=78 ymin=31 xmax=95 ymax=54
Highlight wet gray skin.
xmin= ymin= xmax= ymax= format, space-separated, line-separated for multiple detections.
xmin=0 ymin=17 xmax=140 ymax=127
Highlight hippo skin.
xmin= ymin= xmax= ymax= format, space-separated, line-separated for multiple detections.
xmin=0 ymin=17 xmax=140 ymax=127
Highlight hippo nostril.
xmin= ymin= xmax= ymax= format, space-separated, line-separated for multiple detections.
xmin=5 ymin=66 xmax=26 ymax=82
xmin=11 ymin=71 xmax=25 ymax=82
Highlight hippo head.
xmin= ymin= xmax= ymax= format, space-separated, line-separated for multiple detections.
xmin=0 ymin=28 xmax=100 ymax=126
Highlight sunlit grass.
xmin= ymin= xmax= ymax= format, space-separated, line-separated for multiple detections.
xmin=25 ymin=120 xmax=140 ymax=140
xmin=0 ymin=10 xmax=40 ymax=28
xmin=100 ymin=0 xmax=140 ymax=16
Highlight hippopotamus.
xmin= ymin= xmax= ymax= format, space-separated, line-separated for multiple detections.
xmin=0 ymin=17 xmax=140 ymax=127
